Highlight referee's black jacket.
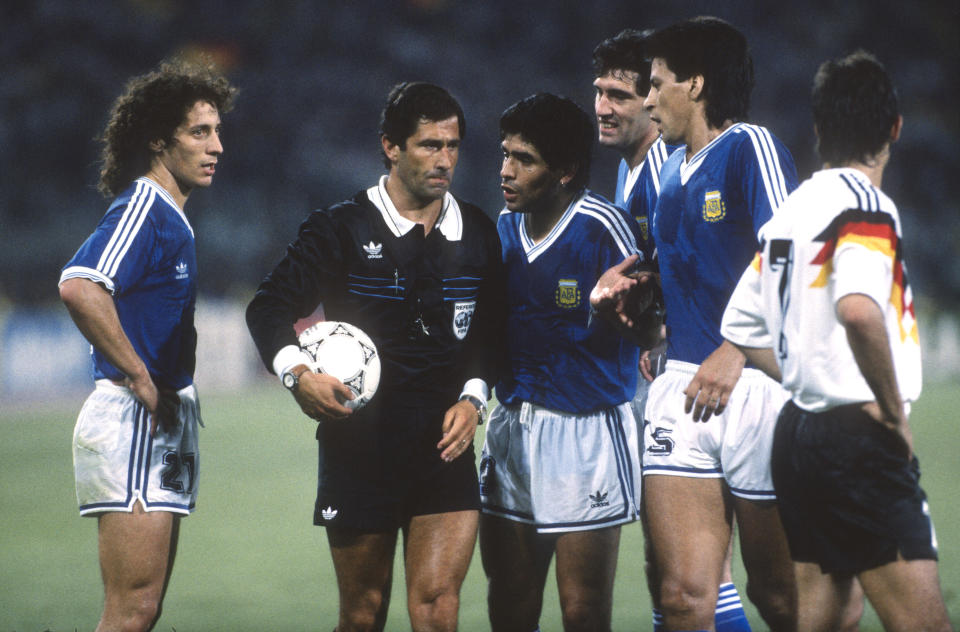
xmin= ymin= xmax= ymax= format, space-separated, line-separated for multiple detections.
xmin=246 ymin=188 xmax=506 ymax=403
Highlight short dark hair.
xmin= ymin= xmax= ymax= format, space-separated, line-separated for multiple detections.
xmin=379 ymin=82 xmax=466 ymax=169
xmin=644 ymin=16 xmax=753 ymax=128
xmin=98 ymin=56 xmax=236 ymax=197
xmin=812 ymin=50 xmax=899 ymax=166
xmin=499 ymin=93 xmax=594 ymax=191
xmin=592 ymin=28 xmax=653 ymax=97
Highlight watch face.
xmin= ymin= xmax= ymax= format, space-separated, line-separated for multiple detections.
xmin=283 ymin=372 xmax=296 ymax=389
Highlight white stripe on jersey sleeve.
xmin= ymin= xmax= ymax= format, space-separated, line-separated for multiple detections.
xmin=58 ymin=266 xmax=116 ymax=293
xmin=97 ymin=180 xmax=154 ymax=278
xmin=579 ymin=194 xmax=639 ymax=259
xmin=647 ymin=138 xmax=669 ymax=196
xmin=97 ymin=180 xmax=147 ymax=275
xmin=740 ymin=124 xmax=790 ymax=213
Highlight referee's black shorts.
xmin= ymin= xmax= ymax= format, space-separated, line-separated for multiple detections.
xmin=771 ymin=400 xmax=938 ymax=575
xmin=313 ymin=390 xmax=480 ymax=532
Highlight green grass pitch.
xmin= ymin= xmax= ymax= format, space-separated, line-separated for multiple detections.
xmin=1 ymin=382 xmax=957 ymax=630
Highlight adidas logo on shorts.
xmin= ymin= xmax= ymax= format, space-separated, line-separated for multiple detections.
xmin=589 ymin=490 xmax=610 ymax=508
xmin=321 ymin=506 xmax=339 ymax=520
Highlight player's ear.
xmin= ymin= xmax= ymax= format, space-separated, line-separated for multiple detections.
xmin=559 ymin=164 xmax=578 ymax=190
xmin=688 ymin=74 xmax=705 ymax=101
xmin=890 ymin=115 xmax=903 ymax=143
xmin=149 ymin=139 xmax=165 ymax=153
xmin=381 ymin=134 xmax=400 ymax=165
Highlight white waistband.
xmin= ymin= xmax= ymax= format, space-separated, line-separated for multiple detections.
xmin=95 ymin=379 xmax=197 ymax=398
xmin=664 ymin=359 xmax=772 ymax=381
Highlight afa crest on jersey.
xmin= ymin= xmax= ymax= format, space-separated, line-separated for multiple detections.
xmin=555 ymin=278 xmax=581 ymax=309
xmin=702 ymin=190 xmax=726 ymax=222
xmin=635 ymin=215 xmax=650 ymax=242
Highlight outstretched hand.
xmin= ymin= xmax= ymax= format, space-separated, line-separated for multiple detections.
xmin=590 ymin=254 xmax=640 ymax=321
xmin=590 ymin=254 xmax=660 ymax=328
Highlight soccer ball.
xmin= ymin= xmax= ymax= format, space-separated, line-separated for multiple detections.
xmin=298 ymin=321 xmax=381 ymax=410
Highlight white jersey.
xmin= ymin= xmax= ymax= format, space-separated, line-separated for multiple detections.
xmin=722 ymin=168 xmax=921 ymax=412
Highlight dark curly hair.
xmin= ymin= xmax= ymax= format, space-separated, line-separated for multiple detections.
xmin=499 ymin=93 xmax=594 ymax=191
xmin=592 ymin=28 xmax=653 ymax=97
xmin=97 ymin=57 xmax=236 ymax=197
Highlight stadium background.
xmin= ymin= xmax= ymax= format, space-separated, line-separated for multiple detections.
xmin=1 ymin=0 xmax=957 ymax=629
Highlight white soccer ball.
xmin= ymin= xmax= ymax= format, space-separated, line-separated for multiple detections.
xmin=298 ymin=321 xmax=381 ymax=410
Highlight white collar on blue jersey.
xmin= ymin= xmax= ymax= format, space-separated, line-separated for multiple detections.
xmin=679 ymin=122 xmax=744 ymax=185
xmin=620 ymin=158 xmax=644 ymax=205
xmin=514 ymin=189 xmax=589 ymax=261
xmin=367 ymin=175 xmax=464 ymax=240
xmin=137 ymin=177 xmax=194 ymax=237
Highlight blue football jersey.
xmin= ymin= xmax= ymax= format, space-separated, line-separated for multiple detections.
xmin=60 ymin=177 xmax=198 ymax=389
xmin=614 ymin=138 xmax=678 ymax=258
xmin=652 ymin=123 xmax=798 ymax=364
xmin=496 ymin=190 xmax=644 ymax=412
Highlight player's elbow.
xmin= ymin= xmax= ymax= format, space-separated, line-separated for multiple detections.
xmin=58 ymin=277 xmax=90 ymax=310
xmin=836 ymin=293 xmax=884 ymax=333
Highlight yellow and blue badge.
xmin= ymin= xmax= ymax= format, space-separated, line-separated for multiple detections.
xmin=635 ymin=214 xmax=650 ymax=242
xmin=702 ymin=190 xmax=726 ymax=222
xmin=555 ymin=278 xmax=581 ymax=309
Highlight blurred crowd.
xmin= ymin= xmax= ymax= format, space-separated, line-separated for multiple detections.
xmin=2 ymin=0 xmax=957 ymax=307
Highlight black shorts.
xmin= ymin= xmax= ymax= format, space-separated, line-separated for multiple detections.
xmin=771 ymin=400 xmax=938 ymax=575
xmin=313 ymin=392 xmax=480 ymax=531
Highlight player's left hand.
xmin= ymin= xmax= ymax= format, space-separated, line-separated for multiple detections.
xmin=683 ymin=341 xmax=746 ymax=422
xmin=438 ymin=399 xmax=480 ymax=462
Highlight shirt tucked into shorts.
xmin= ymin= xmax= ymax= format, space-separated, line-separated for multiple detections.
xmin=73 ymin=380 xmax=201 ymax=516
xmin=480 ymin=401 xmax=641 ymax=533
xmin=642 ymin=360 xmax=788 ymax=500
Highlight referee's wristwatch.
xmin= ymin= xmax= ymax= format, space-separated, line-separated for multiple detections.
xmin=281 ymin=364 xmax=311 ymax=393
xmin=458 ymin=394 xmax=486 ymax=424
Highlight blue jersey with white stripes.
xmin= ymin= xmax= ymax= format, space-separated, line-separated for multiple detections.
xmin=652 ymin=123 xmax=798 ymax=364
xmin=613 ymin=138 xmax=679 ymax=258
xmin=60 ymin=177 xmax=198 ymax=389
xmin=496 ymin=190 xmax=644 ymax=412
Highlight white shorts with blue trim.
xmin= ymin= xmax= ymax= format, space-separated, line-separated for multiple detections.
xmin=641 ymin=360 xmax=788 ymax=500
xmin=73 ymin=380 xmax=201 ymax=516
xmin=479 ymin=400 xmax=641 ymax=533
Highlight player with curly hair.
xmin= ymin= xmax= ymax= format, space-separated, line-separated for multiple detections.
xmin=59 ymin=57 xmax=235 ymax=631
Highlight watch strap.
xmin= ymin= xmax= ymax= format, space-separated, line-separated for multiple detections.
xmin=458 ymin=394 xmax=486 ymax=424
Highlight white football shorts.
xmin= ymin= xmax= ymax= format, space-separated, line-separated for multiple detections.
xmin=480 ymin=400 xmax=641 ymax=533
xmin=73 ymin=380 xmax=201 ymax=516
xmin=641 ymin=360 xmax=789 ymax=500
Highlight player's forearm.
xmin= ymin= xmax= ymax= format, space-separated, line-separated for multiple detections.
xmin=731 ymin=343 xmax=782 ymax=382
xmin=837 ymin=293 xmax=904 ymax=424
xmin=59 ymin=277 xmax=149 ymax=382
xmin=245 ymin=286 xmax=304 ymax=371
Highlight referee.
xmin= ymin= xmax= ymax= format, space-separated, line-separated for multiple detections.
xmin=246 ymin=82 xmax=505 ymax=632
